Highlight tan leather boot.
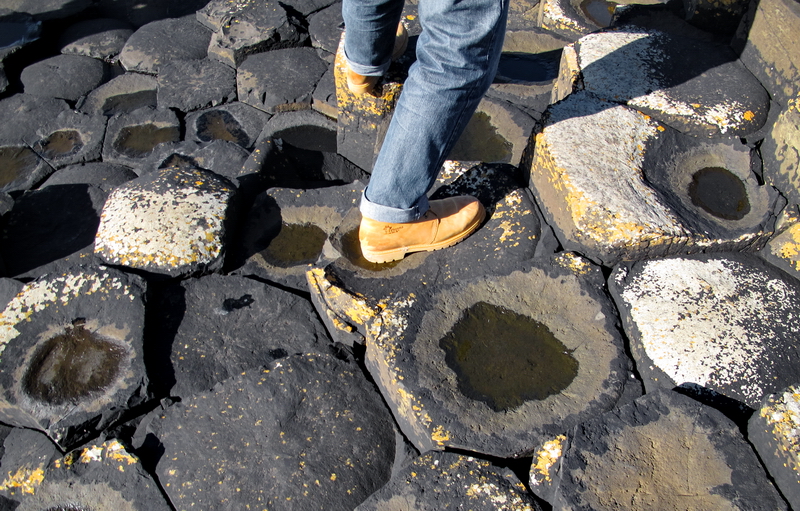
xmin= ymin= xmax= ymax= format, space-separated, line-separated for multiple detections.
xmin=347 ymin=23 xmax=409 ymax=95
xmin=359 ymin=196 xmax=486 ymax=263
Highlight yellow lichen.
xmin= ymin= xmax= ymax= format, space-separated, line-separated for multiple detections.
xmin=0 ymin=467 xmax=45 ymax=495
xmin=530 ymin=435 xmax=566 ymax=485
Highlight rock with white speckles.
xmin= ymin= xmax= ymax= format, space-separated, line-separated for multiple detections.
xmin=537 ymin=389 xmax=787 ymax=511
xmin=157 ymin=59 xmax=236 ymax=112
xmin=94 ymin=166 xmax=237 ymax=278
xmin=749 ymin=385 xmax=800 ymax=509
xmin=608 ymin=253 xmax=800 ymax=409
xmin=59 ymin=18 xmax=134 ymax=60
xmin=119 ymin=17 xmax=212 ymax=74
xmin=0 ymin=267 xmax=148 ymax=449
xmin=102 ymin=106 xmax=181 ymax=169
xmin=357 ymin=451 xmax=543 ymax=511
xmin=79 ymin=73 xmax=158 ymax=117
xmin=526 ymin=91 xmax=781 ymax=267
xmin=146 ymin=274 xmax=333 ymax=398
xmin=185 ymin=101 xmax=272 ymax=150
xmin=1 ymin=440 xmax=171 ymax=510
xmin=154 ymin=354 xmax=396 ymax=510
xmin=761 ymin=208 xmax=800 ymax=281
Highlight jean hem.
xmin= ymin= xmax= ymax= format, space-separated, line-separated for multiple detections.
xmin=344 ymin=49 xmax=391 ymax=76
xmin=359 ymin=190 xmax=430 ymax=223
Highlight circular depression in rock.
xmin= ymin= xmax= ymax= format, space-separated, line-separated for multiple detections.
xmin=0 ymin=146 xmax=39 ymax=187
xmin=439 ymin=301 xmax=579 ymax=411
xmin=261 ymin=222 xmax=327 ymax=267
xmin=36 ymin=130 xmax=84 ymax=161
xmin=196 ymin=110 xmax=250 ymax=148
xmin=113 ymin=124 xmax=180 ymax=158
xmin=273 ymin=125 xmax=336 ymax=152
xmin=22 ymin=321 xmax=129 ymax=405
xmin=688 ymin=166 xmax=750 ymax=220
xmin=449 ymin=112 xmax=513 ymax=163
xmin=580 ymin=0 xmax=616 ymax=27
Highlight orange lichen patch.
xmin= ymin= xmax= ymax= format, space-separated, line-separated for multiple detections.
xmin=530 ymin=435 xmax=566 ymax=485
xmin=306 ymin=268 xmax=377 ymax=332
xmin=759 ymin=387 xmax=800 ymax=478
xmin=743 ymin=110 xmax=756 ymax=121
xmin=0 ymin=467 xmax=45 ymax=495
xmin=770 ymin=223 xmax=800 ymax=271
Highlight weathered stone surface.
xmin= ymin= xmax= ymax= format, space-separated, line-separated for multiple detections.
xmin=102 ymin=106 xmax=181 ymax=169
xmin=2 ymin=440 xmax=171 ymax=510
xmin=749 ymin=385 xmax=800 ymax=509
xmin=95 ymin=0 xmax=208 ymax=27
xmin=357 ymin=451 xmax=542 ymax=511
xmin=527 ymin=91 xmax=780 ymax=266
xmin=733 ymin=0 xmax=800 ymax=109
xmin=232 ymin=183 xmax=362 ymax=290
xmin=140 ymin=139 xmax=251 ymax=182
xmin=683 ymin=0 xmax=749 ymax=35
xmin=0 ymin=267 xmax=148 ymax=448
xmin=1 ymin=0 xmax=91 ymax=20
xmin=562 ymin=18 xmax=769 ymax=137
xmin=95 ymin=166 xmax=236 ymax=277
xmin=238 ymin=47 xmax=328 ymax=113
xmin=761 ymin=206 xmax=800 ymax=280
xmin=762 ymin=106 xmax=800 ymax=203
xmin=0 ymin=193 xmax=12 ymax=218
xmin=119 ymin=17 xmax=212 ymax=74
xmin=154 ymin=354 xmax=396 ymax=510
xmin=609 ymin=253 xmax=800 ymax=408
xmin=186 ymin=101 xmax=272 ymax=150
xmin=0 ymin=143 xmax=52 ymax=194
xmin=21 ymin=54 xmax=108 ymax=102
xmin=0 ymin=12 xmax=40 ymax=61
xmin=41 ymin=162 xmax=138 ymax=193
xmin=532 ymin=390 xmax=787 ymax=510
xmin=157 ymin=58 xmax=236 ymax=112
xmin=312 ymin=64 xmax=337 ymax=119
xmin=79 ymin=72 xmax=158 ymax=117
xmin=507 ymin=0 xmax=545 ymax=30
xmin=0 ymin=184 xmax=105 ymax=278
xmin=0 ymin=94 xmax=69 ymax=142
xmin=147 ymin=274 xmax=332 ymax=398
xmin=59 ymin=18 xmax=133 ymax=60
xmin=28 ymin=110 xmax=108 ymax=169
xmin=308 ymin=2 xmax=343 ymax=55
xmin=202 ymin=0 xmax=306 ymax=68
xmin=0 ymin=427 xmax=58 ymax=499
xmin=537 ymin=0 xmax=604 ymax=40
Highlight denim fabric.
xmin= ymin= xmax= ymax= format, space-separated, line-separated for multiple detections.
xmin=344 ymin=0 xmax=509 ymax=223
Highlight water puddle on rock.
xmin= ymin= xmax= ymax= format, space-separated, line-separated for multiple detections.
xmin=196 ymin=110 xmax=250 ymax=148
xmin=580 ymin=0 xmax=617 ymax=27
xmin=35 ymin=130 xmax=84 ymax=161
xmin=439 ymin=301 xmax=579 ymax=412
xmin=0 ymin=146 xmax=39 ymax=187
xmin=688 ymin=166 xmax=750 ymax=220
xmin=113 ymin=124 xmax=180 ymax=158
xmin=22 ymin=319 xmax=128 ymax=405
xmin=448 ymin=112 xmax=513 ymax=163
xmin=261 ymin=222 xmax=327 ymax=268
xmin=340 ymin=228 xmax=402 ymax=271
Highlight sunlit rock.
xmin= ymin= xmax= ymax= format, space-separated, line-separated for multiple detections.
xmin=59 ymin=18 xmax=133 ymax=60
xmin=79 ymin=73 xmax=157 ymax=117
xmin=156 ymin=58 xmax=236 ymax=112
xmin=21 ymin=54 xmax=108 ymax=102
xmin=119 ymin=17 xmax=211 ymax=74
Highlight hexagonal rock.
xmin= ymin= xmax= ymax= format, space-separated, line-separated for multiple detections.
xmin=0 ymin=94 xmax=69 ymax=142
xmin=313 ymin=65 xmax=337 ymax=119
xmin=41 ymin=162 xmax=138 ymax=194
xmin=59 ymin=18 xmax=133 ymax=60
xmin=356 ymin=451 xmax=543 ymax=511
xmin=749 ymin=385 xmax=800 ymax=509
xmin=0 ymin=184 xmax=105 ymax=278
xmin=0 ymin=143 xmax=52 ymax=194
xmin=1 ymin=440 xmax=171 ymax=510
xmin=762 ymin=107 xmax=800 ymax=204
xmin=308 ymin=3 xmax=344 ymax=55
xmin=79 ymin=72 xmax=157 ymax=117
xmin=200 ymin=0 xmax=306 ymax=68
xmin=21 ymin=54 xmax=108 ymax=102
xmin=139 ymin=140 xmax=251 ymax=182
xmin=0 ymin=427 xmax=58 ymax=499
xmin=154 ymin=354 xmax=396 ymax=510
xmin=147 ymin=274 xmax=332 ymax=398
xmin=237 ymin=47 xmax=329 ymax=114
xmin=27 ymin=110 xmax=108 ymax=169
xmin=0 ymin=268 xmax=147 ymax=448
xmin=102 ymin=106 xmax=181 ymax=168
xmin=232 ymin=183 xmax=362 ymax=290
xmin=527 ymin=92 xmax=781 ymax=267
xmin=156 ymin=58 xmax=236 ymax=113
xmin=530 ymin=389 xmax=787 ymax=510
xmin=609 ymin=253 xmax=800 ymax=409
xmin=95 ymin=167 xmax=236 ymax=277
xmin=557 ymin=19 xmax=770 ymax=137
xmin=119 ymin=17 xmax=212 ymax=74
xmin=732 ymin=0 xmax=800 ymax=109
xmin=185 ymin=101 xmax=272 ymax=150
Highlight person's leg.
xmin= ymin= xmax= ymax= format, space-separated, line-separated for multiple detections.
xmin=342 ymin=0 xmax=405 ymax=79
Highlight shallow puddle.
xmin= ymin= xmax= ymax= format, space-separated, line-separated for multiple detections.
xmin=113 ymin=124 xmax=180 ymax=158
xmin=580 ymin=0 xmax=616 ymax=27
xmin=196 ymin=110 xmax=250 ymax=148
xmin=35 ymin=130 xmax=84 ymax=161
xmin=448 ymin=112 xmax=513 ymax=163
xmin=340 ymin=228 xmax=402 ymax=271
xmin=0 ymin=146 xmax=39 ymax=187
xmin=261 ymin=223 xmax=327 ymax=268
xmin=439 ymin=302 xmax=578 ymax=412
xmin=688 ymin=166 xmax=750 ymax=220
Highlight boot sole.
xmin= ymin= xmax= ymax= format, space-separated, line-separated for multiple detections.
xmin=361 ymin=206 xmax=486 ymax=264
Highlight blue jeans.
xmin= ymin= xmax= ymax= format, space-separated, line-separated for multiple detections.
xmin=343 ymin=0 xmax=509 ymax=223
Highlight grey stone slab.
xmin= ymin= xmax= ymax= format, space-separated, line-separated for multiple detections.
xmin=186 ymin=101 xmax=272 ymax=150
xmin=312 ymin=64 xmax=337 ymax=119
xmin=102 ymin=106 xmax=181 ymax=168
xmin=59 ymin=18 xmax=134 ymax=60
xmin=140 ymin=140 xmax=252 ymax=182
xmin=1 ymin=0 xmax=91 ymax=21
xmin=154 ymin=354 xmax=396 ymax=510
xmin=119 ymin=17 xmax=212 ymax=74
xmin=0 ymin=143 xmax=52 ymax=194
xmin=0 ymin=427 xmax=58 ymax=500
xmin=0 ymin=267 xmax=148 ymax=449
xmin=28 ymin=110 xmax=108 ymax=169
xmin=507 ymin=0 xmax=544 ymax=30
xmin=609 ymin=253 xmax=800 ymax=409
xmin=762 ymin=107 xmax=800 ymax=204
xmin=78 ymin=73 xmax=157 ymax=117
xmin=147 ymin=274 xmax=333 ymax=398
xmin=238 ymin=47 xmax=329 ymax=113
xmin=537 ymin=0 xmax=602 ymax=40
xmin=357 ymin=451 xmax=543 ymax=511
xmin=2 ymin=440 xmax=171 ymax=510
xmin=21 ymin=54 xmax=109 ymax=102
xmin=94 ymin=166 xmax=237 ymax=278
xmin=308 ymin=2 xmax=343 ymax=55
xmin=0 ymin=184 xmax=105 ymax=278
xmin=156 ymin=58 xmax=236 ymax=113
xmin=0 ymin=94 xmax=69 ymax=142
xmin=41 ymin=162 xmax=138 ymax=194
xmin=749 ymin=385 xmax=800 ymax=510
xmin=0 ymin=279 xmax=22 ymax=309
xmin=534 ymin=390 xmax=787 ymax=511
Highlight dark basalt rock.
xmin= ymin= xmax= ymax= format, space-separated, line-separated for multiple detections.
xmin=0 ymin=94 xmax=69 ymax=143
xmin=154 ymin=354 xmax=396 ymax=510
xmin=762 ymin=107 xmax=800 ymax=205
xmin=95 ymin=0 xmax=209 ymax=27
xmin=21 ymin=54 xmax=109 ymax=102
xmin=102 ymin=106 xmax=181 ymax=169
xmin=312 ymin=64 xmax=337 ymax=119
xmin=29 ymin=110 xmax=108 ymax=169
xmin=186 ymin=102 xmax=273 ymax=151
xmin=41 ymin=162 xmax=138 ymax=194
xmin=5 ymin=0 xmax=92 ymax=21
xmin=59 ymin=18 xmax=134 ymax=60
xmin=308 ymin=2 xmax=344 ymax=55
xmin=119 ymin=16 xmax=212 ymax=74
xmin=0 ymin=143 xmax=52 ymax=194
xmin=146 ymin=274 xmax=333 ymax=398
xmin=156 ymin=58 xmax=236 ymax=113
xmin=0 ymin=267 xmax=148 ymax=449
xmin=0 ymin=427 xmax=58 ymax=500
xmin=79 ymin=73 xmax=158 ymax=117
xmin=140 ymin=139 xmax=251 ymax=183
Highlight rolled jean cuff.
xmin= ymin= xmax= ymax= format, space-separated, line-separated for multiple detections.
xmin=359 ymin=189 xmax=429 ymax=223
xmin=344 ymin=49 xmax=391 ymax=76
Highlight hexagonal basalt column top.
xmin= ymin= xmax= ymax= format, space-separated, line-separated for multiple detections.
xmin=0 ymin=267 xmax=147 ymax=448
xmin=95 ymin=166 xmax=236 ymax=277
